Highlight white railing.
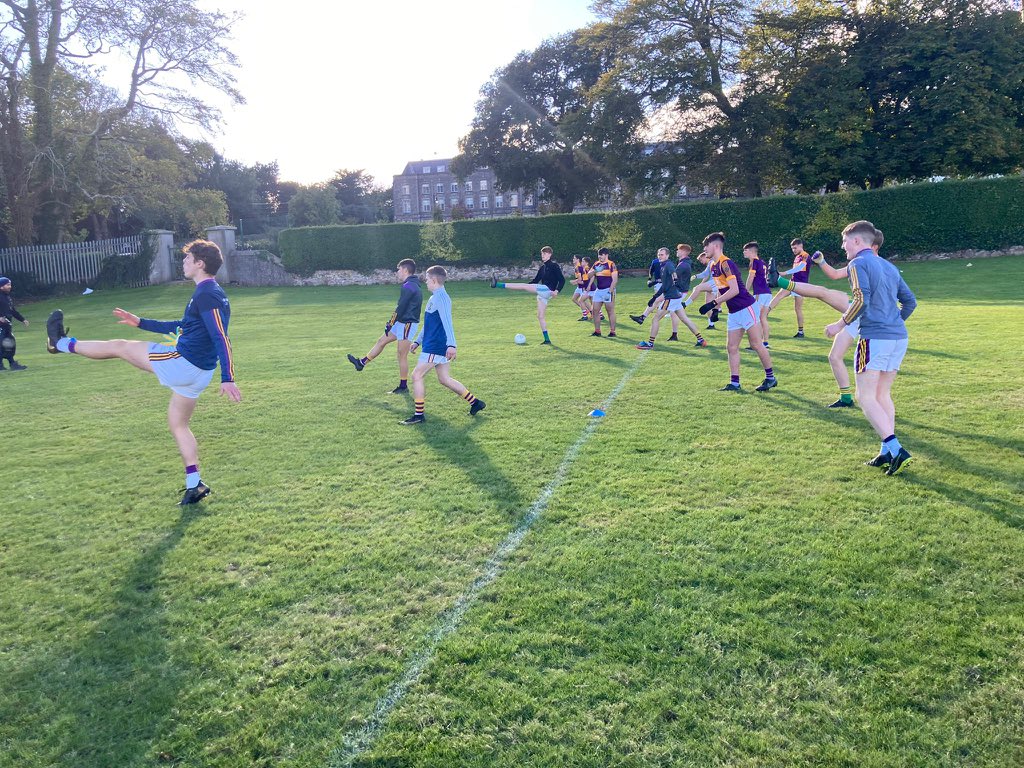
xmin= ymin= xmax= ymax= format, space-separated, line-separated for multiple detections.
xmin=0 ymin=235 xmax=143 ymax=286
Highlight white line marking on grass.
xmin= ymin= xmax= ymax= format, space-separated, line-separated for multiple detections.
xmin=329 ymin=351 xmax=649 ymax=767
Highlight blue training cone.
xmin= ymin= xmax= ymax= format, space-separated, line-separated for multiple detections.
xmin=588 ymin=409 xmax=606 ymax=418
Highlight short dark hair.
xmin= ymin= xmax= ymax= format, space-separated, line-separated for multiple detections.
xmin=743 ymin=241 xmax=759 ymax=252
xmin=582 ymin=255 xmax=592 ymax=265
xmin=397 ymin=258 xmax=416 ymax=273
xmin=872 ymin=229 xmax=885 ymax=248
xmin=842 ymin=220 xmax=877 ymax=241
xmin=702 ymin=232 xmax=725 ymax=247
xmin=182 ymin=239 xmax=223 ymax=275
xmin=598 ymin=247 xmax=611 ymax=256
xmin=425 ymin=265 xmax=447 ymax=282
xmin=790 ymin=238 xmax=804 ymax=247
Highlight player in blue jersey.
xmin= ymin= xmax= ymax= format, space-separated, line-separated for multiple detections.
xmin=401 ymin=265 xmax=485 ymax=425
xmin=347 ymin=258 xmax=422 ymax=392
xmin=45 ymin=240 xmax=241 ymax=504
xmin=825 ymin=221 xmax=916 ymax=474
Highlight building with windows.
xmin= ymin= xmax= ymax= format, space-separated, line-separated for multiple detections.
xmin=393 ymin=159 xmax=541 ymax=222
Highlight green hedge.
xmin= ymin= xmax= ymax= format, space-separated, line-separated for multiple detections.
xmin=278 ymin=176 xmax=1024 ymax=275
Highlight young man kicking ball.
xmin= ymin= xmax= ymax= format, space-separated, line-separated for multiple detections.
xmin=767 ymin=238 xmax=814 ymax=337
xmin=347 ymin=258 xmax=422 ymax=392
xmin=45 ymin=239 xmax=241 ymax=504
xmin=699 ymin=232 xmax=777 ymax=392
xmin=587 ymin=248 xmax=618 ymax=337
xmin=491 ymin=246 xmax=565 ymax=344
xmin=773 ymin=229 xmax=887 ymax=408
xmin=825 ymin=222 xmax=916 ymax=474
xmin=635 ymin=247 xmax=706 ymax=349
xmin=403 ymin=265 xmax=486 ymax=425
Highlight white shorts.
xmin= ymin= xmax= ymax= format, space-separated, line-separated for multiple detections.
xmin=572 ymin=287 xmax=586 ymax=298
xmin=726 ymin=305 xmax=759 ymax=332
xmin=650 ymin=282 xmax=662 ymax=294
xmin=148 ymin=343 xmax=215 ymax=399
xmin=666 ymin=297 xmax=685 ymax=312
xmin=388 ymin=321 xmax=418 ymax=341
xmin=591 ymin=288 xmax=613 ymax=304
xmin=418 ymin=351 xmax=451 ymax=367
xmin=536 ymin=286 xmax=556 ymax=304
xmin=844 ymin=317 xmax=860 ymax=340
xmin=856 ymin=337 xmax=908 ymax=373
xmin=755 ymin=293 xmax=772 ymax=309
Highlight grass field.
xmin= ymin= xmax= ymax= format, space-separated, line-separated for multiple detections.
xmin=2 ymin=256 xmax=1023 ymax=767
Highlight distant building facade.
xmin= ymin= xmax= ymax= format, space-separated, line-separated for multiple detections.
xmin=392 ymin=159 xmax=541 ymax=223
xmin=392 ymin=152 xmax=717 ymax=223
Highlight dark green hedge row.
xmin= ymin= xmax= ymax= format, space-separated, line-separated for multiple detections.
xmin=279 ymin=176 xmax=1024 ymax=275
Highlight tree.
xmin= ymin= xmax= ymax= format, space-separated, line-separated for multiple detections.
xmin=287 ymin=185 xmax=339 ymax=228
xmin=454 ymin=27 xmax=647 ymax=213
xmin=594 ymin=0 xmax=785 ymax=197
xmin=0 ymin=0 xmax=242 ymax=244
xmin=328 ymin=168 xmax=390 ymax=224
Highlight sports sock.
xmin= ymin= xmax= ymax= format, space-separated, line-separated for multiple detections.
xmin=731 ymin=374 xmax=740 ymax=386
xmin=695 ymin=333 xmax=704 ymax=343
xmin=415 ymin=399 xmax=425 ymax=415
xmin=359 ymin=356 xmax=369 ymax=366
xmin=185 ymin=464 xmax=200 ymax=490
xmin=764 ymin=367 xmax=774 ymax=379
xmin=461 ymin=389 xmax=477 ymax=405
xmin=798 ymin=326 xmax=804 ymax=333
xmin=542 ymin=331 xmax=550 ymax=342
xmin=56 ymin=337 xmax=76 ymax=353
xmin=882 ymin=434 xmax=902 ymax=456
xmin=839 ymin=385 xmax=853 ymax=404
xmin=777 ymin=276 xmax=793 ymax=290
xmin=496 ymin=282 xmax=506 ymax=289
xmin=397 ymin=379 xmax=408 ymax=389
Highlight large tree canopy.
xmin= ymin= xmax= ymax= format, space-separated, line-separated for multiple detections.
xmin=453 ymin=27 xmax=647 ymax=213
xmin=0 ymin=0 xmax=242 ymax=244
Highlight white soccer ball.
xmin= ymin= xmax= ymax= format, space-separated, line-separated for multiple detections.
xmin=514 ymin=333 xmax=527 ymax=345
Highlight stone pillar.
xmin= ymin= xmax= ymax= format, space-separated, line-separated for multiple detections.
xmin=145 ymin=230 xmax=175 ymax=284
xmin=205 ymin=225 xmax=237 ymax=283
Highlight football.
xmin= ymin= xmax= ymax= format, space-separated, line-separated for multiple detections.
xmin=514 ymin=333 xmax=527 ymax=345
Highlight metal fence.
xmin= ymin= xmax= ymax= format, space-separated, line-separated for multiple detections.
xmin=0 ymin=235 xmax=144 ymax=286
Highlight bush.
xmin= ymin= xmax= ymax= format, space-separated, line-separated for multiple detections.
xmin=278 ymin=176 xmax=1024 ymax=274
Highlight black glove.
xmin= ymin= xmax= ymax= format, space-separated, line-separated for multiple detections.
xmin=699 ymin=301 xmax=717 ymax=316
xmin=647 ymin=279 xmax=656 ymax=287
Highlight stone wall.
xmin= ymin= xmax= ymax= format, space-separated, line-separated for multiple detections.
xmin=290 ymin=262 xmax=564 ymax=287
xmin=230 ymin=250 xmax=293 ymax=286
xmin=893 ymin=245 xmax=1024 ymax=262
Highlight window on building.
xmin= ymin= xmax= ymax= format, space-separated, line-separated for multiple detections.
xmin=525 ymin=194 xmax=534 ymax=206
xmin=401 ymin=184 xmax=410 ymax=195
xmin=510 ymin=193 xmax=519 ymax=207
xmin=402 ymin=200 xmax=411 ymax=214
xmin=450 ymin=195 xmax=458 ymax=207
xmin=464 ymin=181 xmax=473 ymax=192
xmin=479 ymin=179 xmax=488 ymax=191
xmin=450 ymin=182 xmax=458 ymax=193
xmin=436 ymin=198 xmax=445 ymax=211
xmin=421 ymin=184 xmax=429 ymax=195
xmin=436 ymin=183 xmax=444 ymax=194
xmin=466 ymin=197 xmax=474 ymax=209
xmin=421 ymin=199 xmax=431 ymax=212
xmin=495 ymin=195 xmax=504 ymax=209
xmin=422 ymin=166 xmax=431 ymax=173
xmin=437 ymin=165 xmax=446 ymax=173
xmin=481 ymin=196 xmax=489 ymax=209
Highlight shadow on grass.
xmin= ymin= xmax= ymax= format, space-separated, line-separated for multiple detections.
xmin=901 ymin=474 xmax=1023 ymax=530
xmin=766 ymin=392 xmax=1024 ymax=519
xmin=0 ymin=504 xmax=205 ymax=766
xmin=543 ymin=342 xmax=632 ymax=369
xmin=898 ymin=419 xmax=1024 ymax=456
xmin=374 ymin=401 xmax=526 ymax=517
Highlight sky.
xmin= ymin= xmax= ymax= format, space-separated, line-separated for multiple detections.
xmin=191 ymin=0 xmax=598 ymax=187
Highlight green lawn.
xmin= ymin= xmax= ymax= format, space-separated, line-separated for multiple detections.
xmin=1 ymin=257 xmax=1022 ymax=767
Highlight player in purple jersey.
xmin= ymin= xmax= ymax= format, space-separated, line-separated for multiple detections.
xmin=698 ymin=232 xmax=777 ymax=392
xmin=45 ymin=240 xmax=241 ymax=504
xmin=743 ymin=242 xmax=772 ymax=350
